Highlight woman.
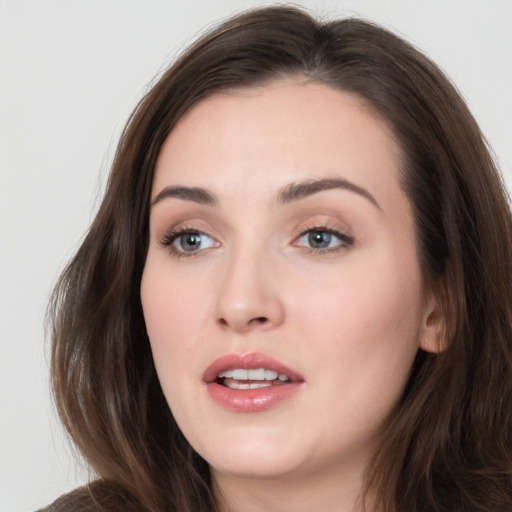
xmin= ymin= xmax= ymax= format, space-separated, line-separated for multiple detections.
xmin=43 ymin=5 xmax=512 ymax=512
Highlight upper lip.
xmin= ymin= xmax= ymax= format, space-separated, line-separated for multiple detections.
xmin=203 ymin=352 xmax=304 ymax=383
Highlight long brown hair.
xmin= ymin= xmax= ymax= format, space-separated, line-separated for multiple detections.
xmin=47 ymin=6 xmax=512 ymax=511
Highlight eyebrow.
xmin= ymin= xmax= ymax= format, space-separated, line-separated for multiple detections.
xmin=152 ymin=186 xmax=219 ymax=207
xmin=277 ymin=178 xmax=381 ymax=210
xmin=152 ymin=177 xmax=381 ymax=210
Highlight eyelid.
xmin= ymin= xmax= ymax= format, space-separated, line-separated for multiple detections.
xmin=291 ymin=217 xmax=353 ymax=241
xmin=154 ymin=216 xmax=222 ymax=245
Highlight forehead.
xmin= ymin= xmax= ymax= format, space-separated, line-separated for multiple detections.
xmin=152 ymin=81 xmax=402 ymax=208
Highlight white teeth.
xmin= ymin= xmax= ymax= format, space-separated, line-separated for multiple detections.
xmin=249 ymin=368 xmax=265 ymax=380
xmin=218 ymin=368 xmax=289 ymax=382
xmin=225 ymin=381 xmax=273 ymax=390
xmin=232 ymin=369 xmax=248 ymax=380
xmin=264 ymin=370 xmax=279 ymax=380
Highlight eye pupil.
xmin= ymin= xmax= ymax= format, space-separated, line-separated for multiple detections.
xmin=181 ymin=233 xmax=202 ymax=251
xmin=308 ymin=231 xmax=331 ymax=248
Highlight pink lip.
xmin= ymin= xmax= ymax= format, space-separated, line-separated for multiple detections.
xmin=203 ymin=353 xmax=304 ymax=413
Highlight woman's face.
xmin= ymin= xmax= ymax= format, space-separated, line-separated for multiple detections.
xmin=141 ymin=81 xmax=437 ymax=483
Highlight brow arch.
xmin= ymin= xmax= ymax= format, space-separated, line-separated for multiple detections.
xmin=277 ymin=178 xmax=381 ymax=210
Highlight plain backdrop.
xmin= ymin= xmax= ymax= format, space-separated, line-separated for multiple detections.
xmin=1 ymin=1 xmax=511 ymax=510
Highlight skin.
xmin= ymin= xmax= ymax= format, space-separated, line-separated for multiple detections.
xmin=141 ymin=81 xmax=441 ymax=512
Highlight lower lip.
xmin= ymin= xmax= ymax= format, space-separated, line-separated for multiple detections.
xmin=206 ymin=381 xmax=302 ymax=412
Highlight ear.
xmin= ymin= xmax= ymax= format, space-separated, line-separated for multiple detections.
xmin=419 ymin=290 xmax=448 ymax=354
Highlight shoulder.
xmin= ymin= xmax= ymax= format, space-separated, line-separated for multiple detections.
xmin=36 ymin=480 xmax=143 ymax=512
xmin=36 ymin=486 xmax=97 ymax=512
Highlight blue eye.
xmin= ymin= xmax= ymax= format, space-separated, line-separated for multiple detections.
xmin=296 ymin=229 xmax=353 ymax=251
xmin=162 ymin=230 xmax=218 ymax=255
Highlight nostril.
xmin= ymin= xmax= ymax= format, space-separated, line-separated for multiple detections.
xmin=217 ymin=316 xmax=268 ymax=329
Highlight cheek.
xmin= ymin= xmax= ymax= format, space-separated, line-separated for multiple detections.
xmin=284 ymin=255 xmax=423 ymax=445
xmin=140 ymin=261 xmax=212 ymax=375
xmin=288 ymin=251 xmax=423 ymax=383
xmin=140 ymin=262 xmax=214 ymax=436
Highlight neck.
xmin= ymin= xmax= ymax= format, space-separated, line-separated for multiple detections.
xmin=212 ymin=462 xmax=368 ymax=512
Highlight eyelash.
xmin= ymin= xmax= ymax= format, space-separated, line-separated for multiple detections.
xmin=293 ymin=224 xmax=354 ymax=255
xmin=159 ymin=227 xmax=217 ymax=259
xmin=159 ymin=224 xmax=354 ymax=258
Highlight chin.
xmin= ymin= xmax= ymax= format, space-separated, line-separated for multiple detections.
xmin=191 ymin=425 xmax=309 ymax=479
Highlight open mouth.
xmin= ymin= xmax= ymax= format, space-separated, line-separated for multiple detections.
xmin=204 ymin=353 xmax=303 ymax=412
xmin=216 ymin=368 xmax=292 ymax=389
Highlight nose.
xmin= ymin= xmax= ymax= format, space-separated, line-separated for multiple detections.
xmin=215 ymin=248 xmax=285 ymax=333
